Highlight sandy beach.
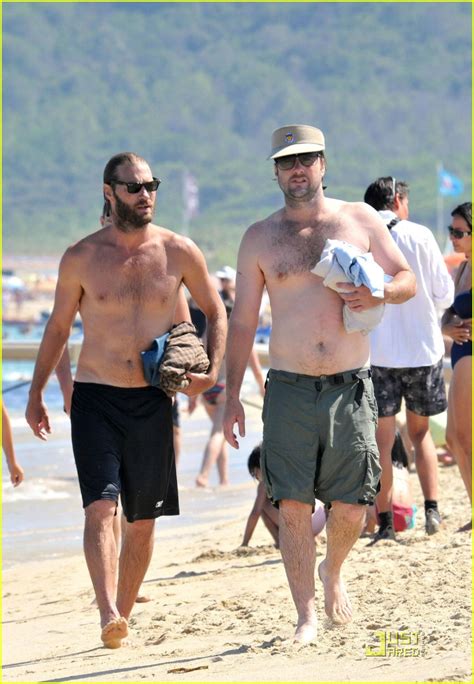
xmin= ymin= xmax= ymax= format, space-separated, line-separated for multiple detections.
xmin=2 ymin=258 xmax=472 ymax=682
xmin=2 ymin=398 xmax=472 ymax=683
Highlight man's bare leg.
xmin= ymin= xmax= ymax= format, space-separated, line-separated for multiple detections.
xmin=120 ymin=514 xmax=152 ymax=602
xmin=375 ymin=416 xmax=396 ymax=513
xmin=406 ymin=410 xmax=438 ymax=500
xmin=217 ymin=441 xmax=229 ymax=486
xmin=318 ymin=501 xmax=365 ymax=625
xmin=116 ymin=518 xmax=155 ymax=621
xmin=83 ymin=499 xmax=128 ymax=648
xmin=196 ymin=403 xmax=226 ymax=487
xmin=279 ymin=499 xmax=317 ymax=643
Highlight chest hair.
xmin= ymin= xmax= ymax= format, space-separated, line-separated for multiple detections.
xmin=269 ymin=219 xmax=340 ymax=279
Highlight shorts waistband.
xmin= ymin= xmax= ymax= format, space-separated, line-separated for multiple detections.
xmin=73 ymin=381 xmax=160 ymax=396
xmin=268 ymin=367 xmax=371 ymax=386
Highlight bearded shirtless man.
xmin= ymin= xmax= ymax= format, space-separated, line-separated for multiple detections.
xmin=223 ymin=125 xmax=416 ymax=644
xmin=26 ymin=152 xmax=227 ymax=648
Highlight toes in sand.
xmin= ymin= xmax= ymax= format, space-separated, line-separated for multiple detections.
xmin=318 ymin=560 xmax=352 ymax=626
xmin=101 ymin=616 xmax=128 ymax=649
xmin=294 ymin=619 xmax=317 ymax=645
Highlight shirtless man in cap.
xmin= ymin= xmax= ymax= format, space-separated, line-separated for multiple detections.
xmin=26 ymin=152 xmax=227 ymax=648
xmin=223 ymin=124 xmax=416 ymax=644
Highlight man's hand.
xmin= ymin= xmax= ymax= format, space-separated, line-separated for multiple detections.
xmin=182 ymin=371 xmax=215 ymax=397
xmin=336 ymin=282 xmax=382 ymax=312
xmin=223 ymin=396 xmax=246 ymax=449
xmin=25 ymin=394 xmax=52 ymax=441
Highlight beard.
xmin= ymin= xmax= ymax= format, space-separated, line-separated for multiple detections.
xmin=279 ymin=177 xmax=320 ymax=204
xmin=113 ymin=191 xmax=155 ymax=232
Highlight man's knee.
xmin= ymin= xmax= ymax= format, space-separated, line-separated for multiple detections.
xmin=279 ymin=499 xmax=313 ymax=522
xmin=329 ymin=501 xmax=365 ymax=526
xmin=85 ymin=499 xmax=117 ymax=525
xmin=407 ymin=415 xmax=430 ymax=446
xmin=124 ymin=517 xmax=155 ymax=539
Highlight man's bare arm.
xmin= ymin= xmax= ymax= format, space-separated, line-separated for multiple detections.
xmin=173 ymin=285 xmax=192 ymax=324
xmin=224 ymin=225 xmax=265 ymax=447
xmin=26 ymin=248 xmax=83 ymax=438
xmin=366 ymin=204 xmax=416 ymax=303
xmin=338 ymin=203 xmax=416 ymax=311
xmin=180 ymin=239 xmax=227 ymax=395
xmin=55 ymin=344 xmax=74 ymax=415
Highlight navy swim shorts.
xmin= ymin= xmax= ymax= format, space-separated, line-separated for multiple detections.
xmin=71 ymin=382 xmax=179 ymax=522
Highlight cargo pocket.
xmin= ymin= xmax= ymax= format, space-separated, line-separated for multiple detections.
xmin=357 ymin=450 xmax=382 ymax=505
xmin=260 ymin=442 xmax=275 ymax=505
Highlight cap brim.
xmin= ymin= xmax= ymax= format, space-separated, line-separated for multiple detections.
xmin=270 ymin=142 xmax=325 ymax=160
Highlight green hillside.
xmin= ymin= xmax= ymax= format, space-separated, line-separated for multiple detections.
xmin=3 ymin=2 xmax=471 ymax=266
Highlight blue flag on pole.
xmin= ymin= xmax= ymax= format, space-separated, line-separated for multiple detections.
xmin=438 ymin=168 xmax=464 ymax=196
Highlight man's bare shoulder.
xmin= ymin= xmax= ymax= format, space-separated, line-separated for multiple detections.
xmin=335 ymin=199 xmax=381 ymax=225
xmin=63 ymin=227 xmax=108 ymax=257
xmin=244 ymin=209 xmax=284 ymax=240
xmin=154 ymin=224 xmax=204 ymax=259
xmin=58 ymin=227 xmax=121 ymax=280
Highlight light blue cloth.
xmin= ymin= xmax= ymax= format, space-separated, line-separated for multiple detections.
xmin=140 ymin=331 xmax=170 ymax=387
xmin=311 ymin=239 xmax=392 ymax=334
xmin=331 ymin=247 xmax=385 ymax=297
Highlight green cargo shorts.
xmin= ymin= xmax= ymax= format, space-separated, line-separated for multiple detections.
xmin=261 ymin=368 xmax=381 ymax=507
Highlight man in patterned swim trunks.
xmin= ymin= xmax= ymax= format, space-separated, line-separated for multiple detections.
xmin=364 ymin=177 xmax=454 ymax=541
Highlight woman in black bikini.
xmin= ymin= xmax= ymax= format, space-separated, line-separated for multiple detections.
xmin=441 ymin=202 xmax=472 ymax=531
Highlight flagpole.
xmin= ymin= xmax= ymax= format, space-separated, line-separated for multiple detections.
xmin=182 ymin=169 xmax=199 ymax=237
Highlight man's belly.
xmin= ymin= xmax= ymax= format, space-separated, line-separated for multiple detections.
xmin=75 ymin=343 xmax=150 ymax=388
xmin=268 ymin=322 xmax=370 ymax=375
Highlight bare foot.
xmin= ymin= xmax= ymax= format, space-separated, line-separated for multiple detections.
xmin=101 ymin=616 xmax=128 ymax=649
xmin=294 ymin=618 xmax=317 ymax=644
xmin=195 ymin=476 xmax=208 ymax=488
xmin=135 ymin=594 xmax=152 ymax=603
xmin=318 ymin=560 xmax=352 ymax=625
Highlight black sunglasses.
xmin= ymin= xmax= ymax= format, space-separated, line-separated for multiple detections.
xmin=110 ymin=177 xmax=161 ymax=194
xmin=448 ymin=226 xmax=472 ymax=239
xmin=275 ymin=152 xmax=322 ymax=171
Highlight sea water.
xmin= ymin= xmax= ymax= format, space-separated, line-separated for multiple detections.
xmin=2 ymin=360 xmax=265 ymax=568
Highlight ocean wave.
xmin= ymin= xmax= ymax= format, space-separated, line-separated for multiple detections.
xmin=2 ymin=479 xmax=71 ymax=503
xmin=9 ymin=414 xmax=71 ymax=429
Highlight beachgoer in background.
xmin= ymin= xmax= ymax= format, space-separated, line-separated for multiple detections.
xmin=241 ymin=444 xmax=326 ymax=548
xmin=364 ymin=432 xmax=417 ymax=535
xmin=25 ymin=152 xmax=227 ymax=649
xmin=441 ymin=202 xmax=472 ymax=531
xmin=195 ymin=266 xmax=265 ymax=488
xmin=2 ymin=400 xmax=24 ymax=487
xmin=363 ymin=177 xmax=454 ymax=541
xmin=223 ymin=124 xmax=415 ymax=643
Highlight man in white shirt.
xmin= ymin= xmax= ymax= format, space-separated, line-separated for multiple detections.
xmin=364 ymin=177 xmax=454 ymax=540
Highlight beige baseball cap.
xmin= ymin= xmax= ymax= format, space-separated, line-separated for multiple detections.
xmin=270 ymin=124 xmax=325 ymax=159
